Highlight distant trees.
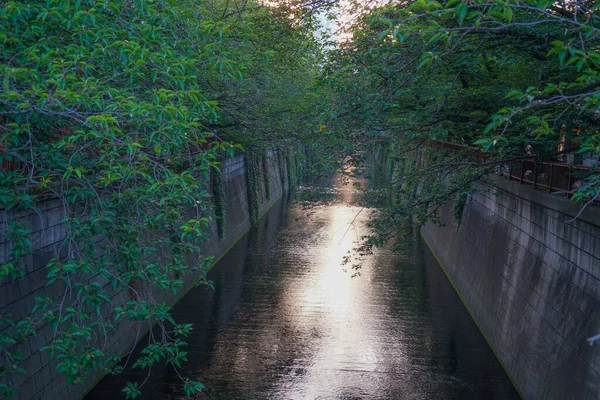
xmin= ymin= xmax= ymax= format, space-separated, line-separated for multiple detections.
xmin=318 ymin=0 xmax=600 ymax=242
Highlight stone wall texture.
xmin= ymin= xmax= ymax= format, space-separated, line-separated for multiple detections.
xmin=0 ymin=150 xmax=292 ymax=400
xmin=421 ymin=176 xmax=600 ymax=400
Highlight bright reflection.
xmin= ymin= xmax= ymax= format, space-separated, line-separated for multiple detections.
xmin=274 ymin=174 xmax=401 ymax=398
xmin=86 ymin=160 xmax=522 ymax=400
xmin=301 ymin=206 xmax=356 ymax=317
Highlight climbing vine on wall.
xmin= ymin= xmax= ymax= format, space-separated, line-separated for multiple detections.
xmin=285 ymin=151 xmax=304 ymax=189
xmin=262 ymin=154 xmax=271 ymax=201
xmin=452 ymin=192 xmax=470 ymax=229
xmin=245 ymin=151 xmax=263 ymax=225
xmin=212 ymin=168 xmax=227 ymax=239
xmin=277 ymin=150 xmax=287 ymax=191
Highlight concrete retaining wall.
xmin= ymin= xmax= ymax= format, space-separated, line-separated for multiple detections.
xmin=421 ymin=176 xmax=600 ymax=400
xmin=0 ymin=149 xmax=293 ymax=400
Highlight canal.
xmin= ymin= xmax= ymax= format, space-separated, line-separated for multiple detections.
xmin=87 ymin=174 xmax=520 ymax=399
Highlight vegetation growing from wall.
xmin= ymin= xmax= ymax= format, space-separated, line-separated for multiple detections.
xmin=277 ymin=150 xmax=287 ymax=190
xmin=262 ymin=154 xmax=272 ymax=201
xmin=285 ymin=150 xmax=306 ymax=189
xmin=452 ymin=192 xmax=470 ymax=229
xmin=245 ymin=150 xmax=263 ymax=225
xmin=212 ymin=168 xmax=227 ymax=239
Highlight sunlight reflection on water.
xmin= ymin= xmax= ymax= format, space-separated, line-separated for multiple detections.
xmin=87 ymin=173 xmax=519 ymax=400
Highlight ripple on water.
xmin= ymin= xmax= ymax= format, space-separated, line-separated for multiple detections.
xmin=86 ymin=176 xmax=519 ymax=400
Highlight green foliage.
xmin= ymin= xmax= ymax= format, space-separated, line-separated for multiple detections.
xmin=212 ymin=167 xmax=227 ymax=239
xmin=452 ymin=191 xmax=470 ymax=229
xmin=263 ymin=154 xmax=272 ymax=201
xmin=0 ymin=0 xmax=323 ymax=397
xmin=285 ymin=151 xmax=305 ymax=189
xmin=182 ymin=378 xmax=205 ymax=397
xmin=122 ymin=382 xmax=142 ymax=399
xmin=0 ymin=314 xmax=34 ymax=398
xmin=316 ymin=0 xmax=600 ymax=247
xmin=245 ymin=150 xmax=263 ymax=225
xmin=1 ymin=222 xmax=31 ymax=280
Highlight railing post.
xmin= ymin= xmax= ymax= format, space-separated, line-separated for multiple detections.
xmin=533 ymin=161 xmax=537 ymax=187
xmin=567 ymin=166 xmax=572 ymax=199
xmin=548 ymin=164 xmax=553 ymax=193
xmin=520 ymin=161 xmax=524 ymax=184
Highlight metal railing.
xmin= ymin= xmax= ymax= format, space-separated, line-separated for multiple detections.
xmin=426 ymin=138 xmax=598 ymax=199
xmin=504 ymin=160 xmax=596 ymax=197
xmin=1 ymin=152 xmax=21 ymax=171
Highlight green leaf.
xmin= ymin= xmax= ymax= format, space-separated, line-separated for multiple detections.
xmin=456 ymin=2 xmax=468 ymax=25
xmin=123 ymin=382 xmax=142 ymax=399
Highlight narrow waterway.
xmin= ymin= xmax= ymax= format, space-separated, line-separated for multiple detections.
xmin=88 ymin=174 xmax=519 ymax=399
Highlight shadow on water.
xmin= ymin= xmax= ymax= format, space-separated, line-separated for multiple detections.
xmin=87 ymin=173 xmax=519 ymax=400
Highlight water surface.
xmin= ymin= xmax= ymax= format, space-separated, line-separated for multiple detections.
xmin=88 ymin=175 xmax=519 ymax=399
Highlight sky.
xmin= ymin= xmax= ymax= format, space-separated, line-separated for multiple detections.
xmin=316 ymin=0 xmax=392 ymax=42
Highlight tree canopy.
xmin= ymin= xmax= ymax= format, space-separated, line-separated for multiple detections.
xmin=316 ymin=0 xmax=600 ymax=244
xmin=2 ymin=0 xmax=600 ymax=398
xmin=0 ymin=0 xmax=324 ymax=398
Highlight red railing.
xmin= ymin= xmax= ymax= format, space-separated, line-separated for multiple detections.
xmin=505 ymin=160 xmax=597 ymax=197
xmin=426 ymin=137 xmax=598 ymax=200
xmin=0 ymin=149 xmax=21 ymax=171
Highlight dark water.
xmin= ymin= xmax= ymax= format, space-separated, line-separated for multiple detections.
xmin=88 ymin=175 xmax=519 ymax=400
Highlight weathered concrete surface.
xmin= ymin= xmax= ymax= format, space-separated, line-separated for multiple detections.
xmin=0 ymin=150 xmax=293 ymax=400
xmin=422 ymin=176 xmax=600 ymax=400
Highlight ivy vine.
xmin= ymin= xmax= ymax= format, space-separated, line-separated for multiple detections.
xmin=245 ymin=151 xmax=263 ymax=225
xmin=262 ymin=154 xmax=271 ymax=201
xmin=212 ymin=168 xmax=226 ymax=240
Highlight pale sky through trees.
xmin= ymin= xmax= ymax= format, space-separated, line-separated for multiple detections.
xmin=260 ymin=0 xmax=392 ymax=43
xmin=301 ymin=0 xmax=394 ymax=43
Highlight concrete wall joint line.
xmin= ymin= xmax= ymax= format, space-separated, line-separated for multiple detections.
xmin=422 ymin=178 xmax=600 ymax=400
xmin=0 ymin=149 xmax=295 ymax=400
